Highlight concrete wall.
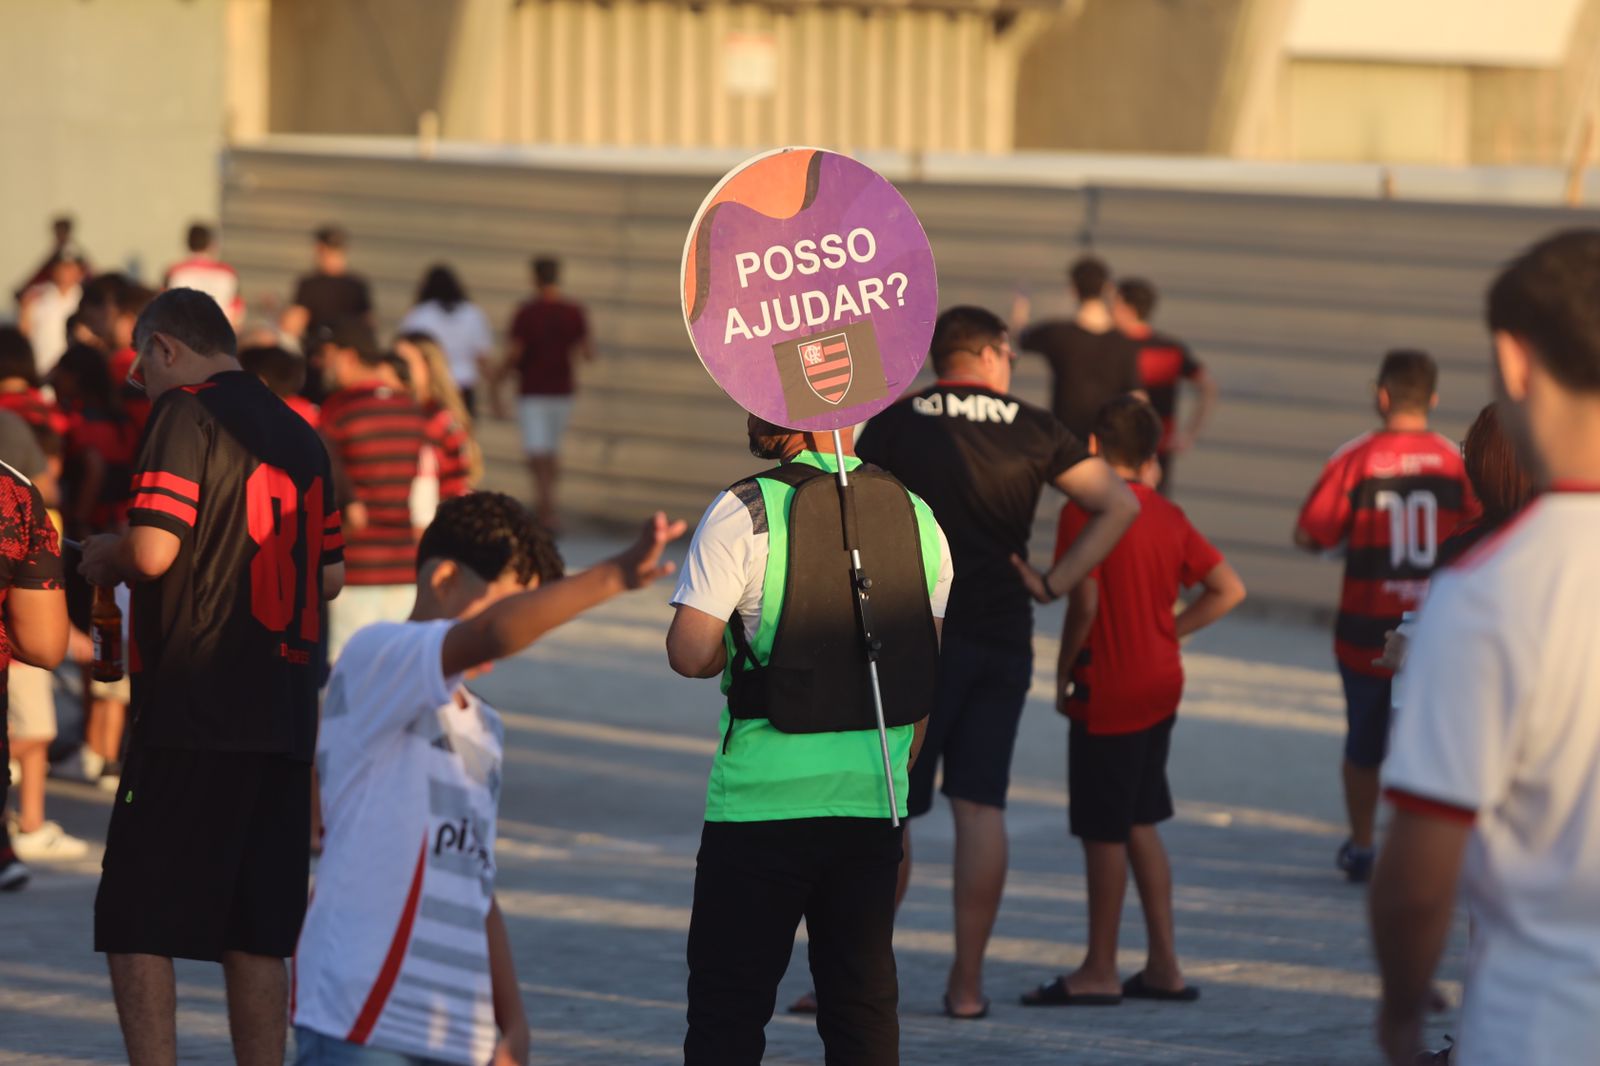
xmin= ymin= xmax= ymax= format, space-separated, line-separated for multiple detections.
xmin=218 ymin=141 xmax=1600 ymax=616
xmin=265 ymin=0 xmax=1053 ymax=154
xmin=1014 ymin=0 xmax=1281 ymax=153
xmin=0 ymin=0 xmax=229 ymax=304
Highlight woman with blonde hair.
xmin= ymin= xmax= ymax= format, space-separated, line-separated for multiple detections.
xmin=395 ymin=331 xmax=481 ymax=503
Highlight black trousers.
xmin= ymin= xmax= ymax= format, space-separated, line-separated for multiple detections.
xmin=685 ymin=818 xmax=903 ymax=1066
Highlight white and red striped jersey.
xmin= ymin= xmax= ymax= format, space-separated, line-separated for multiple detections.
xmin=294 ymin=620 xmax=503 ymax=1065
xmin=164 ymin=254 xmax=244 ymax=324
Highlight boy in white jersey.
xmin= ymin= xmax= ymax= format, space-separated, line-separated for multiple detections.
xmin=1370 ymin=228 xmax=1600 ymax=1065
xmin=293 ymin=493 xmax=685 ymax=1065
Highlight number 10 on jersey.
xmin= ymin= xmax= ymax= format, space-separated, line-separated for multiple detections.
xmin=1376 ymin=489 xmax=1438 ymax=570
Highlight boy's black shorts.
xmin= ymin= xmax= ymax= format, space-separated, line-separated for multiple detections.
xmin=1068 ymin=716 xmax=1176 ymax=844
xmin=95 ymin=743 xmax=311 ymax=962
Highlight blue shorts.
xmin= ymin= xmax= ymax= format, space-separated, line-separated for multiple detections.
xmin=294 ymin=1028 xmax=456 ymax=1066
xmin=1339 ymin=664 xmax=1393 ymax=769
xmin=908 ymin=632 xmax=1033 ymax=816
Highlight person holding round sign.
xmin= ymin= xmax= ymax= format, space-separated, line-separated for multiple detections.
xmin=666 ymin=148 xmax=953 ymax=1065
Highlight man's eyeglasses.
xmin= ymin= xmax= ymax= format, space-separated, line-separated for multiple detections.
xmin=954 ymin=343 xmax=1016 ymax=363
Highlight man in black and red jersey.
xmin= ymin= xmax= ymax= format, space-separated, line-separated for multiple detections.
xmin=1113 ymin=278 xmax=1216 ymax=495
xmin=1293 ymin=350 xmax=1475 ymax=883
xmin=319 ymin=318 xmax=441 ymax=663
xmin=1013 ymin=256 xmax=1144 ymax=440
xmin=79 ymin=289 xmax=345 ymax=1066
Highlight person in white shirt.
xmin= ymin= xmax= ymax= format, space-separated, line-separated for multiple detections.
xmin=399 ymin=266 xmax=495 ymax=419
xmin=18 ymin=255 xmax=85 ymax=377
xmin=293 ymin=493 xmax=685 ymax=1066
xmin=164 ymin=223 xmax=244 ymax=326
xmin=1371 ymin=228 xmax=1600 ymax=1065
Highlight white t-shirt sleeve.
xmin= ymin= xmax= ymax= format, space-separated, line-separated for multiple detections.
xmin=1383 ymin=572 xmax=1523 ymax=813
xmin=931 ymin=521 xmax=953 ymax=620
xmin=325 ymin=620 xmax=464 ymax=749
xmin=399 ymin=304 xmax=428 ymax=335
xmin=670 ymin=491 xmax=760 ymax=627
xmin=468 ymin=303 xmax=495 ymax=356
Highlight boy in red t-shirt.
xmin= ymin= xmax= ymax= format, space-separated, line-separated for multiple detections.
xmin=1022 ymin=397 xmax=1245 ymax=1009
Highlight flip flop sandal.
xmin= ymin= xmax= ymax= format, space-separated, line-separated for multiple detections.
xmin=1121 ymin=972 xmax=1200 ymax=1002
xmin=1020 ymin=977 xmax=1122 ymax=1007
xmin=941 ymin=994 xmax=990 ymax=1020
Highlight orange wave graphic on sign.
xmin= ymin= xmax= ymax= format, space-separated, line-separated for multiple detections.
xmin=684 ymin=149 xmax=822 ymax=324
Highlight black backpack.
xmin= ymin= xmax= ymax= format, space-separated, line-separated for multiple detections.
xmin=725 ymin=462 xmax=939 ymax=734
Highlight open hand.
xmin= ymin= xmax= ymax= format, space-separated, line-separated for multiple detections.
xmin=616 ymin=511 xmax=688 ymax=589
xmin=1008 ymin=553 xmax=1054 ymax=604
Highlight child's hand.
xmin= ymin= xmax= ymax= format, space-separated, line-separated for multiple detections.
xmin=491 ymin=1020 xmax=530 ymax=1065
xmin=1055 ymin=679 xmax=1075 ymax=717
xmin=615 ymin=511 xmax=688 ymax=589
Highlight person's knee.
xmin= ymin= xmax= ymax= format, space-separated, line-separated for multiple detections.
xmin=948 ymin=796 xmax=1004 ymax=831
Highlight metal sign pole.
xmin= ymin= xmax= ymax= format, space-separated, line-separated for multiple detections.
xmin=831 ymin=428 xmax=901 ymax=827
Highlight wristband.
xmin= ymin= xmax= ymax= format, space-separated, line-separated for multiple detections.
xmin=1042 ymin=571 xmax=1059 ymax=602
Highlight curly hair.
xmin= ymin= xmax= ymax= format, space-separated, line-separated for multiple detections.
xmin=416 ymin=491 xmax=564 ymax=585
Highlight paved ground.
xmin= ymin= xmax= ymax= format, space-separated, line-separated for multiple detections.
xmin=0 ymin=533 xmax=1465 ymax=1065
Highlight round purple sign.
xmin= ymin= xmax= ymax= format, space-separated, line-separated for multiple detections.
xmin=681 ymin=148 xmax=937 ymax=432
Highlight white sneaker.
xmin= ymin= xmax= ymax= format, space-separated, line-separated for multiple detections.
xmin=52 ymin=747 xmax=104 ymax=784
xmin=0 ymin=858 xmax=28 ymax=891
xmin=6 ymin=760 xmax=17 ymax=787
xmin=96 ymin=771 xmax=121 ymax=794
xmin=10 ymin=821 xmax=90 ymax=862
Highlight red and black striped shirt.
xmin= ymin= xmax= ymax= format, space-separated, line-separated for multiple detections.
xmin=1129 ymin=325 xmax=1203 ymax=454
xmin=0 ymin=388 xmax=69 ymax=438
xmin=1297 ymin=430 xmax=1477 ymax=676
xmin=423 ymin=402 xmax=472 ymax=499
xmin=322 ymin=384 xmax=442 ymax=587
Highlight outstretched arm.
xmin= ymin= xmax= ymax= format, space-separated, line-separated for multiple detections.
xmin=441 ymin=512 xmax=685 ymax=677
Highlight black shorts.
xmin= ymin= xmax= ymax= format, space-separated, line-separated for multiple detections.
xmin=95 ymin=744 xmax=312 ymax=962
xmin=908 ymin=632 xmax=1033 ymax=817
xmin=1068 ymin=717 xmax=1176 ymax=844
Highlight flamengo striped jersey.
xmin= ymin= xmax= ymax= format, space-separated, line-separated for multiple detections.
xmin=126 ymin=371 xmax=342 ymax=760
xmin=423 ymin=402 xmax=472 ymax=499
xmin=163 ymin=255 xmax=243 ymax=323
xmin=1296 ymin=429 xmax=1475 ymax=677
xmin=322 ymin=384 xmax=447 ymax=587
xmin=294 ymin=620 xmax=502 ymax=1065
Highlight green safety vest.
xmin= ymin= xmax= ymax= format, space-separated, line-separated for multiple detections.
xmin=703 ymin=451 xmax=943 ymax=823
